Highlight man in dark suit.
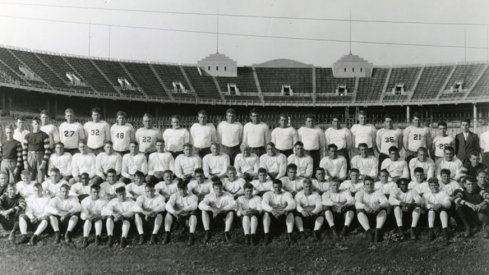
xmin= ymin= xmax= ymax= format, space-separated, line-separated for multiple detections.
xmin=455 ymin=119 xmax=480 ymax=166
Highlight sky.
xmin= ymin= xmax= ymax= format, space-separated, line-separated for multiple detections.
xmin=0 ymin=0 xmax=488 ymax=66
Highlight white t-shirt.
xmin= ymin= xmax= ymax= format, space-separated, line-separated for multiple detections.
xmin=324 ymin=127 xmax=351 ymax=150
xmin=163 ymin=128 xmax=190 ymax=152
xmin=59 ymin=122 xmax=85 ymax=150
xmin=84 ymin=120 xmax=111 ymax=149
xmin=243 ymin=122 xmax=270 ymax=148
xmin=351 ymin=124 xmax=376 ymax=148
xmin=217 ymin=121 xmax=243 ymax=147
xmin=110 ymin=123 xmax=135 ymax=152
xmin=190 ymin=123 xmax=217 ymax=149
xmin=271 ymin=127 xmax=298 ymax=151
xmin=297 ymin=126 xmax=325 ymax=151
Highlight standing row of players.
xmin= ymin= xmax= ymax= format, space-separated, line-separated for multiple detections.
xmin=0 ymin=161 xmax=488 ymax=247
xmin=1 ymin=107 xmax=487 ymax=185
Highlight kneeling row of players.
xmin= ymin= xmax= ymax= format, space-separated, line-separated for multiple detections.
xmin=1 ymin=175 xmax=488 ymax=247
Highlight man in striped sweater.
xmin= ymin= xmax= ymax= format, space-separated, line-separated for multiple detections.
xmin=454 ymin=177 xmax=489 ymax=238
xmin=0 ymin=125 xmax=23 ymax=183
xmin=23 ymin=118 xmax=51 ymax=183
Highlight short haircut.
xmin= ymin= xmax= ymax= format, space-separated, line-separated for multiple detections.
xmin=40 ymin=109 xmax=49 ymax=116
xmin=266 ymin=142 xmax=276 ymax=147
xmin=129 ymin=141 xmax=139 ymax=147
xmin=91 ymin=184 xmax=101 ymax=191
xmin=49 ymin=167 xmax=60 ymax=174
xmin=412 ymin=112 xmax=421 ymax=119
xmin=16 ymin=117 xmax=25 ymax=122
xmin=327 ymin=144 xmax=338 ymax=150
xmin=279 ymin=113 xmax=288 ymax=119
xmin=384 ymin=113 xmax=393 ymax=120
xmin=397 ymin=178 xmax=409 ymax=186
xmin=134 ymin=170 xmax=145 ymax=178
xmin=183 ymin=143 xmax=193 ymax=148
xmin=428 ymin=177 xmax=439 ymax=185
xmin=438 ymin=121 xmax=447 ymax=128
xmin=33 ymin=182 xmax=42 ymax=189
xmin=80 ymin=173 xmax=89 ymax=179
xmin=358 ymin=143 xmax=368 ymax=149
xmin=198 ymin=110 xmax=207 ymax=116
xmin=65 ymin=108 xmax=74 ymax=114
xmin=176 ymin=178 xmax=187 ymax=190
xmin=7 ymin=182 xmax=16 ymax=189
xmin=55 ymin=142 xmax=64 ymax=148
xmin=272 ymin=179 xmax=282 ymax=186
xmin=91 ymin=107 xmax=102 ymax=114
xmin=145 ymin=182 xmax=156 ymax=189
xmin=249 ymin=108 xmax=259 ymax=115
xmin=143 ymin=113 xmax=152 ymax=119
xmin=358 ymin=110 xmax=367 ymax=116
xmin=462 ymin=119 xmax=471 ymax=124
xmin=470 ymin=152 xmax=480 ymax=158
xmin=305 ymin=113 xmax=315 ymax=120
xmin=194 ymin=168 xmax=204 ymax=175
xmin=258 ymin=168 xmax=267 ymax=174
xmin=463 ymin=176 xmax=476 ymax=184
xmin=440 ymin=169 xmax=451 ymax=176
xmin=31 ymin=117 xmax=41 ymax=124
xmin=105 ymin=140 xmax=113 ymax=146
xmin=388 ymin=146 xmax=399 ymax=153
xmin=444 ymin=146 xmax=455 ymax=153
xmin=417 ymin=147 xmax=428 ymax=153
xmin=414 ymin=167 xmax=424 ymax=175
xmin=227 ymin=166 xmax=236 ymax=172
xmin=330 ymin=177 xmax=341 ymax=184
xmin=171 ymin=114 xmax=181 ymax=120
xmin=211 ymin=177 xmax=223 ymax=187
xmin=115 ymin=186 xmax=126 ymax=193
xmin=364 ymin=176 xmax=374 ymax=183
xmin=106 ymin=168 xmax=117 ymax=175
xmin=379 ymin=169 xmax=389 ymax=176
xmin=163 ymin=170 xmax=173 ymax=176
xmin=316 ymin=167 xmax=325 ymax=173
xmin=243 ymin=182 xmax=253 ymax=190
xmin=60 ymin=184 xmax=70 ymax=191
xmin=303 ymin=178 xmax=312 ymax=185
xmin=294 ymin=141 xmax=304 ymax=147
xmin=92 ymin=177 xmax=104 ymax=185
xmin=286 ymin=163 xmax=297 ymax=171
xmin=116 ymin=111 xmax=127 ymax=117
xmin=350 ymin=168 xmax=360 ymax=174
xmin=226 ymin=108 xmax=236 ymax=115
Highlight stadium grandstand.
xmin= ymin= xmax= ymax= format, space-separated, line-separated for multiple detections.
xmin=0 ymin=45 xmax=488 ymax=131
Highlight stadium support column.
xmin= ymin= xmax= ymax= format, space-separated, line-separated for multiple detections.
xmin=473 ymin=104 xmax=478 ymax=132
xmin=406 ymin=106 xmax=410 ymax=123
xmin=344 ymin=106 xmax=350 ymax=124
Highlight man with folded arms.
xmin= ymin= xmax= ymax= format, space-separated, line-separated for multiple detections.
xmin=262 ymin=179 xmax=296 ymax=244
xmin=46 ymin=184 xmax=81 ymax=243
xmin=199 ymin=179 xmax=237 ymax=243
xmin=164 ymin=178 xmax=199 ymax=245
xmin=0 ymin=125 xmax=23 ymax=183
xmin=202 ymin=143 xmax=230 ymax=179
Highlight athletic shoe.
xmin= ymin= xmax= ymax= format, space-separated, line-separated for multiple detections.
xmin=428 ymin=228 xmax=435 ymax=241
xmin=149 ymin=234 xmax=157 ymax=245
xmin=120 ymin=237 xmax=127 ymax=248
xmin=17 ymin=234 xmax=28 ymax=244
xmin=163 ymin=232 xmax=171 ymax=244
xmin=65 ymin=231 xmax=72 ymax=243
xmin=409 ymin=228 xmax=417 ymax=240
xmin=263 ymin=233 xmax=270 ymax=245
xmin=82 ymin=237 xmax=89 ymax=248
xmin=29 ymin=235 xmax=37 ymax=246
xmin=251 ymin=234 xmax=258 ymax=245
xmin=8 ymin=231 xmax=15 ymax=243
xmin=313 ymin=230 xmax=321 ymax=241
xmin=187 ymin=234 xmax=195 ymax=246
xmin=225 ymin=232 xmax=232 ymax=242
xmin=331 ymin=227 xmax=339 ymax=239
xmin=204 ymin=231 xmax=211 ymax=243
xmin=339 ymin=226 xmax=349 ymax=238
xmin=374 ymin=229 xmax=381 ymax=243
xmin=138 ymin=234 xmax=144 ymax=245
xmin=107 ymin=236 xmax=113 ymax=248
xmin=54 ymin=231 xmax=61 ymax=244
xmin=245 ymin=234 xmax=251 ymax=245
xmin=95 ymin=235 xmax=101 ymax=246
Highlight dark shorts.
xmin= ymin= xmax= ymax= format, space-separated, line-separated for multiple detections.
xmin=278 ymin=149 xmax=293 ymax=157
xmin=221 ymin=145 xmax=240 ymax=165
xmin=88 ymin=146 xmax=104 ymax=155
xmin=294 ymin=211 xmax=321 ymax=225
xmin=250 ymin=147 xmax=266 ymax=158
xmin=168 ymin=210 xmax=199 ymax=220
xmin=0 ymin=213 xmax=19 ymax=231
xmin=194 ymin=147 xmax=211 ymax=159
xmin=170 ymin=151 xmax=183 ymax=159
xmin=21 ymin=215 xmax=49 ymax=228
xmin=204 ymin=210 xmax=235 ymax=220
xmin=64 ymin=148 xmax=79 ymax=155
xmin=324 ymin=205 xmax=355 ymax=214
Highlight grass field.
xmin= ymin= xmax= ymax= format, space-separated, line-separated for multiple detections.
xmin=0 ymin=225 xmax=488 ymax=274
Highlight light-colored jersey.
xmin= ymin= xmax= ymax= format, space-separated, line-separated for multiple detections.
xmin=162 ymin=128 xmax=190 ymax=152
xmin=325 ymin=127 xmax=351 ymax=150
xmin=110 ymin=123 xmax=135 ymax=152
xmin=404 ymin=126 xmax=431 ymax=152
xmin=432 ymin=135 xmax=455 ymax=158
xmin=351 ymin=124 xmax=376 ymax=148
xmin=40 ymin=124 xmax=60 ymax=149
xmin=59 ymin=122 xmax=85 ymax=150
xmin=376 ymin=128 xmax=402 ymax=155
xmin=271 ymin=127 xmax=298 ymax=151
xmin=135 ymin=127 xmax=161 ymax=154
xmin=83 ymin=121 xmax=111 ymax=149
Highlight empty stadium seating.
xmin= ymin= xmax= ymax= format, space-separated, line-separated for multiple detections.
xmin=255 ymin=67 xmax=313 ymax=94
xmin=315 ymin=68 xmax=356 ymax=94
xmin=1 ymin=46 xmax=488 ymax=107
xmin=411 ymin=66 xmax=453 ymax=100
xmin=355 ymin=68 xmax=389 ymax=102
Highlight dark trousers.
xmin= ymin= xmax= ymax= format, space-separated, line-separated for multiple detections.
xmin=221 ymin=145 xmax=240 ymax=166
xmin=278 ymin=149 xmax=293 ymax=157
xmin=194 ymin=147 xmax=211 ymax=159
xmin=337 ymin=148 xmax=350 ymax=170
xmin=306 ymin=149 xmax=321 ymax=174
xmin=250 ymin=147 xmax=266 ymax=158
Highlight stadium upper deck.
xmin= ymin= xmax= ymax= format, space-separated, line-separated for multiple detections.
xmin=0 ymin=45 xmax=488 ymax=107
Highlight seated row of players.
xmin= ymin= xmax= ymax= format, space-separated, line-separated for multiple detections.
xmin=3 ymin=107 xmax=486 ymax=185
xmin=1 ymin=160 xmax=487 ymax=247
